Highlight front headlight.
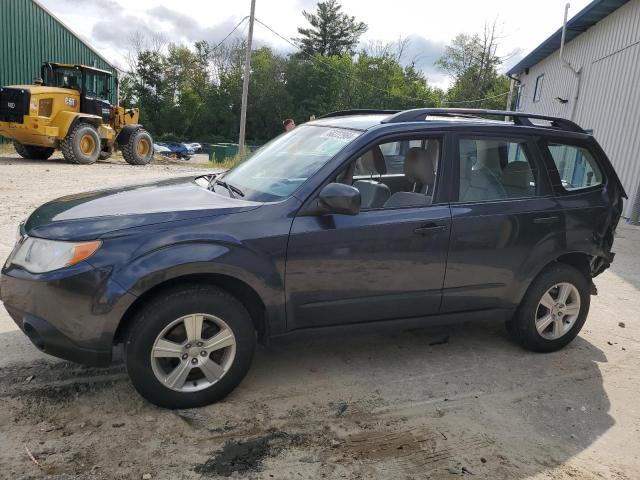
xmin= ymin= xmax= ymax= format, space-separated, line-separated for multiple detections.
xmin=9 ymin=236 xmax=101 ymax=273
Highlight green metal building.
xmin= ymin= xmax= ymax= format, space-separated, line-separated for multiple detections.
xmin=0 ymin=0 xmax=118 ymax=128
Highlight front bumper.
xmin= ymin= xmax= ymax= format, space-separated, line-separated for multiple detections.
xmin=0 ymin=262 xmax=136 ymax=366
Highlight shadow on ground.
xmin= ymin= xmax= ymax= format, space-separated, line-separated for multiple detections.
xmin=0 ymin=319 xmax=613 ymax=479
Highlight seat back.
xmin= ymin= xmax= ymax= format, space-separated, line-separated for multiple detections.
xmin=459 ymin=156 xmax=506 ymax=202
xmin=353 ymin=145 xmax=390 ymax=208
xmin=384 ymin=146 xmax=436 ymax=208
xmin=501 ymin=161 xmax=534 ymax=198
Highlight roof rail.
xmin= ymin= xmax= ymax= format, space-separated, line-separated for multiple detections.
xmin=381 ymin=108 xmax=585 ymax=133
xmin=319 ymin=109 xmax=400 ymax=118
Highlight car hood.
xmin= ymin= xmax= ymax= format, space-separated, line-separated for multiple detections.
xmin=24 ymin=176 xmax=262 ymax=241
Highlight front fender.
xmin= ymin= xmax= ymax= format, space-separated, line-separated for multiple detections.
xmin=115 ymin=124 xmax=141 ymax=146
xmin=52 ymin=111 xmax=102 ymax=139
xmin=109 ymin=241 xmax=286 ymax=333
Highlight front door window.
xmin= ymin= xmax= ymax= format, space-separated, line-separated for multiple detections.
xmin=339 ymin=137 xmax=442 ymax=209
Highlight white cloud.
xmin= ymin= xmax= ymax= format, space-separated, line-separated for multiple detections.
xmin=39 ymin=0 xmax=592 ymax=88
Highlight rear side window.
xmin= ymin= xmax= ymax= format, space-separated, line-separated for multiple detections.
xmin=458 ymin=137 xmax=539 ymax=202
xmin=546 ymin=143 xmax=603 ymax=191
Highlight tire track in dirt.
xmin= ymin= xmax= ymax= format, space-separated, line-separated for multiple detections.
xmin=0 ymin=359 xmax=127 ymax=399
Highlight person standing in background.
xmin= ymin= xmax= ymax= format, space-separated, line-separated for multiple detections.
xmin=283 ymin=118 xmax=295 ymax=132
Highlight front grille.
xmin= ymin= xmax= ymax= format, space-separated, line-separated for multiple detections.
xmin=0 ymin=87 xmax=31 ymax=123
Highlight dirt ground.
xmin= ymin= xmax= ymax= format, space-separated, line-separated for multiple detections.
xmin=0 ymin=152 xmax=639 ymax=480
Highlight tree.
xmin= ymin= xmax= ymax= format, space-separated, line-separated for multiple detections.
xmin=295 ymin=0 xmax=367 ymax=56
xmin=436 ymin=21 xmax=510 ymax=109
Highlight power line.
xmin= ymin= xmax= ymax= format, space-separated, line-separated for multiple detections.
xmin=179 ymin=17 xmax=251 ymax=137
xmin=254 ymin=17 xmax=510 ymax=106
xmin=211 ymin=16 xmax=249 ymax=50
xmin=442 ymin=90 xmax=510 ymax=105
xmin=254 ymin=17 xmax=431 ymax=104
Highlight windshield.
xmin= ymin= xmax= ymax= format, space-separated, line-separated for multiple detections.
xmin=49 ymin=67 xmax=82 ymax=91
xmin=84 ymin=70 xmax=109 ymax=99
xmin=221 ymin=125 xmax=361 ymax=201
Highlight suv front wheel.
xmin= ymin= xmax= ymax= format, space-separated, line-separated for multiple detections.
xmin=125 ymin=285 xmax=256 ymax=408
xmin=507 ymin=264 xmax=590 ymax=352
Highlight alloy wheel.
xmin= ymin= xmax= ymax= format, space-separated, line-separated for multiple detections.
xmin=534 ymin=282 xmax=581 ymax=340
xmin=150 ymin=313 xmax=236 ymax=392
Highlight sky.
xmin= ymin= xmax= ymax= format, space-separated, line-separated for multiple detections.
xmin=38 ymin=0 xmax=592 ymax=89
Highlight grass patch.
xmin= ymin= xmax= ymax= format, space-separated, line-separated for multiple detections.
xmin=210 ymin=149 xmax=250 ymax=171
xmin=0 ymin=142 xmax=15 ymax=154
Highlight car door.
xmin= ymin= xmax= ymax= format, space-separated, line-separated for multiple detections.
xmin=441 ymin=132 xmax=563 ymax=313
xmin=285 ymin=135 xmax=452 ymax=329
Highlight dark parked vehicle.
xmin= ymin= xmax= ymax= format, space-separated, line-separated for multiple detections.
xmin=158 ymin=141 xmax=194 ymax=160
xmin=1 ymin=108 xmax=626 ymax=408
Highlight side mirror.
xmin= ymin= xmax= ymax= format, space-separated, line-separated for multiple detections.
xmin=318 ymin=183 xmax=361 ymax=215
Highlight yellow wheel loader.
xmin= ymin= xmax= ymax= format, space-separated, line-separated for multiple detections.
xmin=0 ymin=62 xmax=153 ymax=165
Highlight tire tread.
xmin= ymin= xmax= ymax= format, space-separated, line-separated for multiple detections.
xmin=121 ymin=128 xmax=153 ymax=165
xmin=506 ymin=263 xmax=590 ymax=352
xmin=124 ymin=284 xmax=255 ymax=408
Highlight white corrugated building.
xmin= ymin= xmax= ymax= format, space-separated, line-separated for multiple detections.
xmin=507 ymin=0 xmax=640 ymax=218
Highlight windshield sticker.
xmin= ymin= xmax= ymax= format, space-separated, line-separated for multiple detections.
xmin=320 ymin=128 xmax=360 ymax=141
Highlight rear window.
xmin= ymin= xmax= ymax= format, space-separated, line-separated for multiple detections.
xmin=545 ymin=143 xmax=603 ymax=191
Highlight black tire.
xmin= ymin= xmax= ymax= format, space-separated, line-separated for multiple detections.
xmin=99 ymin=151 xmax=112 ymax=160
xmin=121 ymin=128 xmax=153 ymax=165
xmin=60 ymin=123 xmax=101 ymax=164
xmin=13 ymin=141 xmax=54 ymax=160
xmin=506 ymin=263 xmax=590 ymax=352
xmin=124 ymin=284 xmax=256 ymax=409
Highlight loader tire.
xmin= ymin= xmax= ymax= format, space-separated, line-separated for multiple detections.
xmin=13 ymin=141 xmax=54 ymax=160
xmin=99 ymin=151 xmax=112 ymax=160
xmin=121 ymin=128 xmax=153 ymax=165
xmin=61 ymin=123 xmax=101 ymax=164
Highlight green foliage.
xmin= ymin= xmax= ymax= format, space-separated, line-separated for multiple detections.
xmin=436 ymin=23 xmax=510 ymax=109
xmin=120 ymin=40 xmax=441 ymax=144
xmin=117 ymin=4 xmax=509 ymax=145
xmin=295 ymin=0 xmax=367 ymax=56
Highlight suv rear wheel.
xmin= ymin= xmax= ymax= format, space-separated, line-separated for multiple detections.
xmin=506 ymin=264 xmax=590 ymax=352
xmin=124 ymin=285 xmax=256 ymax=408
xmin=13 ymin=141 xmax=54 ymax=160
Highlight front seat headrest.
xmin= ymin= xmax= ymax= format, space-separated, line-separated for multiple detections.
xmin=501 ymin=161 xmax=532 ymax=189
xmin=358 ymin=145 xmax=387 ymax=175
xmin=404 ymin=146 xmax=436 ymax=185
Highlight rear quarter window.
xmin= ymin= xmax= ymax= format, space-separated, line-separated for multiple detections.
xmin=545 ymin=143 xmax=603 ymax=192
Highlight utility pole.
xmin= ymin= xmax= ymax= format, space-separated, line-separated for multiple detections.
xmin=238 ymin=0 xmax=256 ymax=154
xmin=505 ymin=77 xmax=515 ymax=121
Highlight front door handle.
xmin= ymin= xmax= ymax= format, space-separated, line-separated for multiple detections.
xmin=533 ymin=216 xmax=559 ymax=224
xmin=414 ymin=223 xmax=447 ymax=235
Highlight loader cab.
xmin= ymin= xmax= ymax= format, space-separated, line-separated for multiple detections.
xmin=41 ymin=63 xmax=113 ymax=122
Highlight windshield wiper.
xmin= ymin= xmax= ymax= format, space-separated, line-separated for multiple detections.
xmin=214 ymin=180 xmax=244 ymax=198
xmin=206 ymin=173 xmax=219 ymax=190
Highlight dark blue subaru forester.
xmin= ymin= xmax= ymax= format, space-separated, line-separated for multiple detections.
xmin=0 ymin=108 xmax=626 ymax=408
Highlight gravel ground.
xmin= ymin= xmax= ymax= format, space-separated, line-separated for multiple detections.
xmin=0 ymin=152 xmax=639 ymax=480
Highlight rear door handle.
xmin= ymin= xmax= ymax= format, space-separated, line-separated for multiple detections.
xmin=414 ymin=223 xmax=447 ymax=235
xmin=533 ymin=216 xmax=559 ymax=224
